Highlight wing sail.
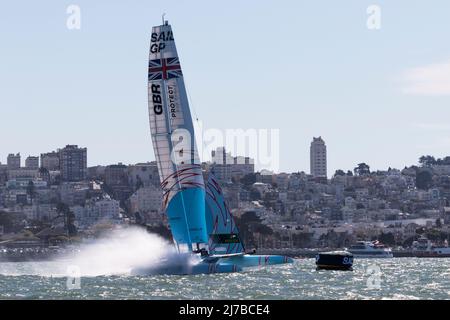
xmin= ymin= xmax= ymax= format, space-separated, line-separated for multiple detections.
xmin=148 ymin=22 xmax=208 ymax=252
xmin=205 ymin=174 xmax=245 ymax=255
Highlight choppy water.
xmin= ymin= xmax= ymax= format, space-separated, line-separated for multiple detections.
xmin=1 ymin=258 xmax=450 ymax=299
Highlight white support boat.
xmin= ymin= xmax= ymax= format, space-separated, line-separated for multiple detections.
xmin=347 ymin=241 xmax=393 ymax=258
xmin=412 ymin=236 xmax=450 ymax=257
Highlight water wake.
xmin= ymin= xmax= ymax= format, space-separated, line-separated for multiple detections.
xmin=63 ymin=226 xmax=176 ymax=276
xmin=0 ymin=227 xmax=191 ymax=277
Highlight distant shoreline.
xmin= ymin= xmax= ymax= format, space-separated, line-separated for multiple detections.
xmin=256 ymin=249 xmax=450 ymax=258
xmin=1 ymin=247 xmax=449 ymax=262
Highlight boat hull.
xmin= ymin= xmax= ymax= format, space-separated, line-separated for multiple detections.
xmin=131 ymin=254 xmax=293 ymax=275
xmin=315 ymin=252 xmax=353 ymax=271
xmin=348 ymin=241 xmax=393 ymax=258
xmin=219 ymin=254 xmax=293 ymax=268
xmin=413 ymin=249 xmax=450 ymax=258
xmin=351 ymin=252 xmax=393 ymax=258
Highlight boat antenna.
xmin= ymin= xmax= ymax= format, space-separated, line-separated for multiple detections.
xmin=162 ymin=13 xmax=166 ymax=25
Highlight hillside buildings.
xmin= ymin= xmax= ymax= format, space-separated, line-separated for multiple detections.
xmin=210 ymin=147 xmax=255 ymax=182
xmin=2 ymin=143 xmax=450 ymax=250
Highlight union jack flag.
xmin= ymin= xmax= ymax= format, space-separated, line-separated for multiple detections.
xmin=148 ymin=57 xmax=183 ymax=81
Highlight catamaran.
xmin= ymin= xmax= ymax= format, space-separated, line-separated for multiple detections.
xmin=140 ymin=19 xmax=294 ymax=275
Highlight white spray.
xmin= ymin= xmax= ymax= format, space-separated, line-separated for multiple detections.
xmin=0 ymin=226 xmax=196 ymax=277
xmin=63 ymin=226 xmax=176 ymax=276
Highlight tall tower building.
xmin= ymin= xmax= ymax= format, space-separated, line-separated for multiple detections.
xmin=310 ymin=137 xmax=327 ymax=178
xmin=59 ymin=145 xmax=87 ymax=182
xmin=7 ymin=153 xmax=21 ymax=169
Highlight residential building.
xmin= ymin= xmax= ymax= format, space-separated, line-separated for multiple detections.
xmin=25 ymin=156 xmax=39 ymax=169
xmin=72 ymin=197 xmax=121 ymax=229
xmin=59 ymin=145 xmax=87 ymax=182
xmin=0 ymin=163 xmax=7 ymax=184
xmin=40 ymin=152 xmax=60 ymax=171
xmin=7 ymin=153 xmax=21 ymax=170
xmin=129 ymin=185 xmax=162 ymax=214
xmin=7 ymin=168 xmax=39 ymax=180
xmin=59 ymin=182 xmax=89 ymax=206
xmin=128 ymin=162 xmax=160 ymax=188
xmin=210 ymin=147 xmax=255 ymax=182
xmin=104 ymin=163 xmax=129 ymax=186
xmin=310 ymin=136 xmax=327 ymax=178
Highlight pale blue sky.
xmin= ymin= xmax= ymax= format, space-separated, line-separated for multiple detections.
xmin=1 ymin=1 xmax=450 ymax=175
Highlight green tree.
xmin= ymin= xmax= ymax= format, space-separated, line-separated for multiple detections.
xmin=249 ymin=189 xmax=261 ymax=201
xmin=55 ymin=202 xmax=71 ymax=235
xmin=38 ymin=167 xmax=50 ymax=182
xmin=376 ymin=232 xmax=395 ymax=246
xmin=436 ymin=218 xmax=442 ymax=228
xmin=334 ymin=169 xmax=345 ymax=177
xmin=419 ymin=155 xmax=436 ymax=167
xmin=416 ymin=170 xmax=432 ymax=190
xmin=26 ymin=181 xmax=36 ymax=205
xmin=354 ymin=163 xmax=370 ymax=176
xmin=135 ymin=176 xmax=144 ymax=190
xmin=240 ymin=173 xmax=256 ymax=186
xmin=0 ymin=211 xmax=26 ymax=233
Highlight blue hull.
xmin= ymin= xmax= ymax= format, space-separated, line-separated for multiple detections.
xmin=131 ymin=254 xmax=293 ymax=276
xmin=219 ymin=254 xmax=294 ymax=268
xmin=132 ymin=262 xmax=242 ymax=275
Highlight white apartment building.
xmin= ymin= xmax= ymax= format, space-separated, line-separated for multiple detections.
xmin=211 ymin=147 xmax=255 ymax=182
xmin=7 ymin=169 xmax=39 ymax=180
xmin=129 ymin=185 xmax=162 ymax=214
xmin=95 ymin=198 xmax=120 ymax=219
xmin=72 ymin=197 xmax=121 ymax=228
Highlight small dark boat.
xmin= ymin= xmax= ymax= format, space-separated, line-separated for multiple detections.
xmin=315 ymin=251 xmax=353 ymax=271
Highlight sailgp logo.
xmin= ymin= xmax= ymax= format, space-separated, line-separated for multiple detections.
xmin=150 ymin=31 xmax=174 ymax=53
xmin=151 ymin=84 xmax=163 ymax=115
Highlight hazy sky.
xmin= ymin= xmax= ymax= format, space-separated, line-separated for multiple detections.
xmin=1 ymin=1 xmax=450 ymax=176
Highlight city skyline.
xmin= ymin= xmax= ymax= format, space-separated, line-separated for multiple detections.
xmin=0 ymin=143 xmax=443 ymax=176
xmin=1 ymin=1 xmax=450 ymax=176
